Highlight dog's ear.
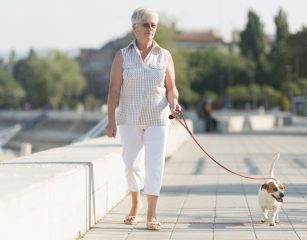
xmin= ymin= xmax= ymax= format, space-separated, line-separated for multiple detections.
xmin=279 ymin=182 xmax=286 ymax=190
xmin=261 ymin=184 xmax=269 ymax=190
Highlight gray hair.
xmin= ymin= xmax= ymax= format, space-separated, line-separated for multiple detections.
xmin=131 ymin=7 xmax=159 ymax=25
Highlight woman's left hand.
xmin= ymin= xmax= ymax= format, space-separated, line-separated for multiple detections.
xmin=170 ymin=103 xmax=181 ymax=118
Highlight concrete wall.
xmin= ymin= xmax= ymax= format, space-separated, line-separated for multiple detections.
xmin=0 ymin=110 xmax=106 ymax=122
xmin=212 ymin=110 xmax=293 ymax=133
xmin=0 ymin=120 xmax=192 ymax=240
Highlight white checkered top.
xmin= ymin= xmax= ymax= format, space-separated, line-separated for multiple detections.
xmin=116 ymin=40 xmax=171 ymax=126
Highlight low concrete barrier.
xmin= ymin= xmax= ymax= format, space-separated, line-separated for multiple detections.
xmin=248 ymin=115 xmax=275 ymax=131
xmin=215 ymin=115 xmax=245 ymax=133
xmin=212 ymin=110 xmax=292 ymax=133
xmin=0 ymin=120 xmax=192 ymax=240
xmin=274 ymin=111 xmax=293 ymax=126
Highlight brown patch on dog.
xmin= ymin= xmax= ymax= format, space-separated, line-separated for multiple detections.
xmin=261 ymin=182 xmax=277 ymax=193
xmin=279 ymin=182 xmax=286 ymax=190
xmin=261 ymin=183 xmax=269 ymax=190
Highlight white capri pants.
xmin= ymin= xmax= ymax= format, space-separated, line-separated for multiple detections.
xmin=119 ymin=125 xmax=169 ymax=196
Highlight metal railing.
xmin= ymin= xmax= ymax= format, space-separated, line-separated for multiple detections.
xmin=76 ymin=116 xmax=108 ymax=142
xmin=0 ymin=124 xmax=22 ymax=148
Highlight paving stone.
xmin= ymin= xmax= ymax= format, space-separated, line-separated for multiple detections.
xmin=84 ymin=117 xmax=307 ymax=240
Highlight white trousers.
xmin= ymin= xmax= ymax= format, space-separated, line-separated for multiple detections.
xmin=119 ymin=125 xmax=169 ymax=196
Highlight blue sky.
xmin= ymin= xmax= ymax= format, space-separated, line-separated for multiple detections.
xmin=1 ymin=0 xmax=307 ymax=53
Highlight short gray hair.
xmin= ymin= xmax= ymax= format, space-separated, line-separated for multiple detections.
xmin=131 ymin=7 xmax=159 ymax=25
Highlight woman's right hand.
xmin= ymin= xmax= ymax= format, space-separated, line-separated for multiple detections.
xmin=106 ymin=122 xmax=117 ymax=138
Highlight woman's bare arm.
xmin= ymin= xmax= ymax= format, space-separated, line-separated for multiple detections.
xmin=106 ymin=51 xmax=123 ymax=137
xmin=165 ymin=53 xmax=181 ymax=116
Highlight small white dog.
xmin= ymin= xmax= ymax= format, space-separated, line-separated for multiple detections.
xmin=258 ymin=153 xmax=286 ymax=226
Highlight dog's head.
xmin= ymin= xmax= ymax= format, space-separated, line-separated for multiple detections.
xmin=261 ymin=181 xmax=286 ymax=202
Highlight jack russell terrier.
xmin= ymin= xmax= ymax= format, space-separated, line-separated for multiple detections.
xmin=258 ymin=153 xmax=286 ymax=226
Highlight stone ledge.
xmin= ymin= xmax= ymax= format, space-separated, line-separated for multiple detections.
xmin=0 ymin=120 xmax=192 ymax=240
xmin=212 ymin=110 xmax=293 ymax=133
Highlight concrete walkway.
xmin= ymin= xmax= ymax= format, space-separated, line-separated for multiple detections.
xmin=84 ymin=118 xmax=307 ymax=240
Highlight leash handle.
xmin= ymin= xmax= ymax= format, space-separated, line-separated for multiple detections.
xmin=170 ymin=110 xmax=276 ymax=181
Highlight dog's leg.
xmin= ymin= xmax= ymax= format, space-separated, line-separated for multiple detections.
xmin=261 ymin=207 xmax=268 ymax=223
xmin=275 ymin=206 xmax=280 ymax=224
xmin=270 ymin=206 xmax=278 ymax=226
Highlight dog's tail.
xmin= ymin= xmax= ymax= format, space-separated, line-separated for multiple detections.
xmin=269 ymin=153 xmax=280 ymax=178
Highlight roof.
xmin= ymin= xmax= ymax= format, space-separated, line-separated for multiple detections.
xmin=175 ymin=30 xmax=223 ymax=43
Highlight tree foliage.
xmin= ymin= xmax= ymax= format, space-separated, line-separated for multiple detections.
xmin=172 ymin=50 xmax=198 ymax=105
xmin=270 ymin=8 xmax=289 ymax=88
xmin=298 ymin=78 xmax=307 ymax=95
xmin=13 ymin=50 xmax=85 ymax=109
xmin=2 ymin=9 xmax=307 ymax=113
xmin=239 ymin=10 xmax=272 ymax=86
xmin=0 ymin=67 xmax=25 ymax=108
xmin=189 ymin=48 xmax=249 ymax=97
xmin=225 ymin=84 xmax=281 ymax=109
xmin=239 ymin=10 xmax=267 ymax=61
xmin=287 ymin=27 xmax=307 ymax=79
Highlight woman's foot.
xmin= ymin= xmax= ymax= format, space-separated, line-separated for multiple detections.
xmin=146 ymin=195 xmax=160 ymax=229
xmin=124 ymin=201 xmax=143 ymax=225
xmin=146 ymin=219 xmax=162 ymax=230
xmin=124 ymin=215 xmax=142 ymax=225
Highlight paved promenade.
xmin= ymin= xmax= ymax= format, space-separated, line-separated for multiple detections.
xmin=84 ymin=118 xmax=307 ymax=240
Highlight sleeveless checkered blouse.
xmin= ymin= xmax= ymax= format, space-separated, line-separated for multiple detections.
xmin=116 ymin=40 xmax=171 ymax=126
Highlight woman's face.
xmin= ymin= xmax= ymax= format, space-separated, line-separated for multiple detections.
xmin=133 ymin=16 xmax=158 ymax=41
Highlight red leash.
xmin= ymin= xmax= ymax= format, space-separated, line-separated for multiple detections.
xmin=170 ymin=111 xmax=276 ymax=181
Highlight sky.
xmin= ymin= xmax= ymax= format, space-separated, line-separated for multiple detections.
xmin=1 ymin=0 xmax=307 ymax=54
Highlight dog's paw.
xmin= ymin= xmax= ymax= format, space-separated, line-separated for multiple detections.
xmin=269 ymin=222 xmax=276 ymax=226
xmin=261 ymin=219 xmax=266 ymax=223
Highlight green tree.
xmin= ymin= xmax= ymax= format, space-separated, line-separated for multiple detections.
xmin=14 ymin=50 xmax=85 ymax=109
xmin=13 ymin=50 xmax=47 ymax=107
xmin=172 ymin=50 xmax=198 ymax=105
xmin=270 ymin=8 xmax=289 ymax=88
xmin=45 ymin=51 xmax=86 ymax=108
xmin=84 ymin=94 xmax=101 ymax=110
xmin=240 ymin=10 xmax=267 ymax=61
xmin=280 ymin=81 xmax=300 ymax=98
xmin=298 ymin=78 xmax=307 ymax=95
xmin=287 ymin=27 xmax=307 ymax=79
xmin=4 ymin=50 xmax=17 ymax=73
xmin=225 ymin=85 xmax=249 ymax=108
xmin=0 ymin=67 xmax=25 ymax=108
xmin=260 ymin=85 xmax=280 ymax=109
xmin=189 ymin=48 xmax=249 ymax=97
xmin=240 ymin=10 xmax=271 ymax=85
xmin=13 ymin=49 xmax=39 ymax=96
xmin=280 ymin=95 xmax=290 ymax=111
xmin=248 ymin=83 xmax=261 ymax=108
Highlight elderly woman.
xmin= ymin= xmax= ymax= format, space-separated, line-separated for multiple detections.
xmin=106 ymin=7 xmax=180 ymax=230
